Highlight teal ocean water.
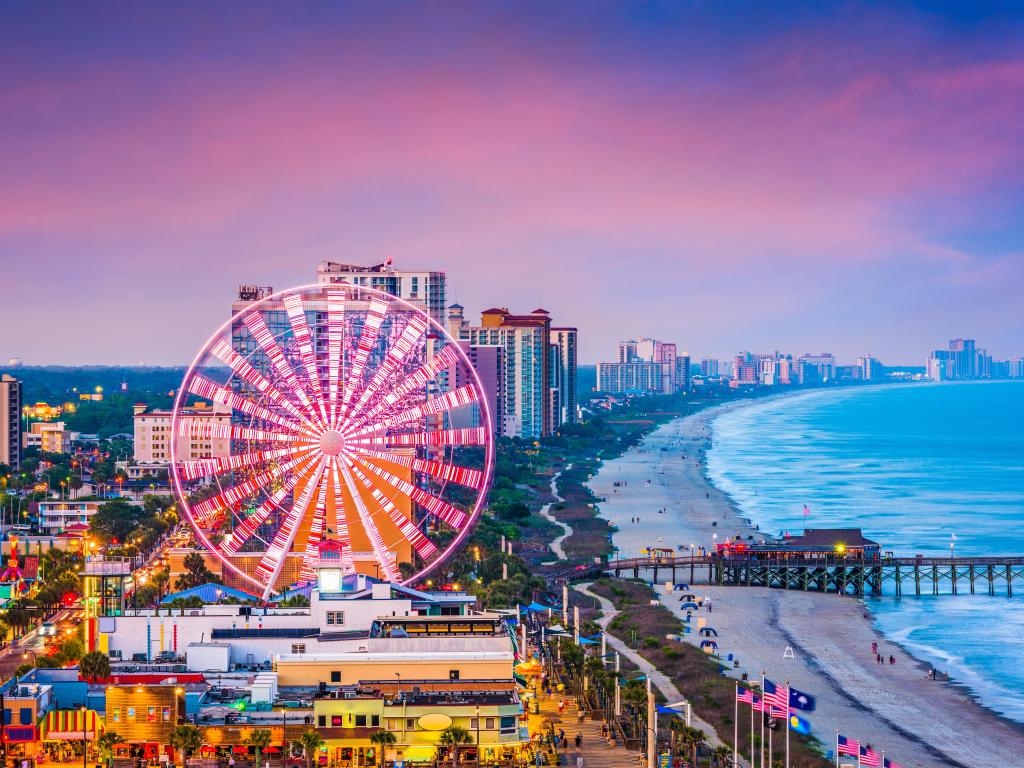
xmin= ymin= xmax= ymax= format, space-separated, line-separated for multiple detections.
xmin=705 ymin=381 xmax=1024 ymax=722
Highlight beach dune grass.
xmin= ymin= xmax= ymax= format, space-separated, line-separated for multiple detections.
xmin=589 ymin=579 xmax=832 ymax=768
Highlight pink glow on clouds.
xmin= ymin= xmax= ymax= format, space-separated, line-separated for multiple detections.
xmin=1 ymin=4 xmax=1022 ymax=364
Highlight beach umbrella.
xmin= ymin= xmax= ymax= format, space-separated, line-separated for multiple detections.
xmin=233 ymin=747 xmax=250 ymax=754
xmin=264 ymin=747 xmax=281 ymax=754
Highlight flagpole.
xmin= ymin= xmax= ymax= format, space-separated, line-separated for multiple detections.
xmin=881 ymin=750 xmax=885 ymax=768
xmin=785 ymin=681 xmax=790 ymax=768
xmin=760 ymin=672 xmax=766 ymax=768
xmin=834 ymin=732 xmax=839 ymax=768
xmin=749 ymin=694 xmax=755 ymax=768
xmin=768 ymin=718 xmax=773 ymax=768
xmin=733 ymin=683 xmax=738 ymax=768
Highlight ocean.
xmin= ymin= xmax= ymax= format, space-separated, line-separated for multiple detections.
xmin=705 ymin=381 xmax=1024 ymax=722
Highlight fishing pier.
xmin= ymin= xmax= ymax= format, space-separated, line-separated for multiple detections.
xmin=557 ymin=528 xmax=1024 ymax=597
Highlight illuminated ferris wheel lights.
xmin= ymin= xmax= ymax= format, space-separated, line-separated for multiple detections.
xmin=170 ymin=282 xmax=494 ymax=598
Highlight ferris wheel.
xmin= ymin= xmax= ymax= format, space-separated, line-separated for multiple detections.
xmin=169 ymin=283 xmax=494 ymax=598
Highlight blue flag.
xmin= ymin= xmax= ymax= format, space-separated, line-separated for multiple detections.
xmin=788 ymin=685 xmax=816 ymax=712
xmin=787 ymin=712 xmax=811 ymax=734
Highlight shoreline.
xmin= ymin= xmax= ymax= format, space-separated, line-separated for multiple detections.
xmin=585 ymin=391 xmax=1024 ymax=768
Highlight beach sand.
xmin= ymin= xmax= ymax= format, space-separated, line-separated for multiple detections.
xmin=586 ymin=400 xmax=1024 ymax=768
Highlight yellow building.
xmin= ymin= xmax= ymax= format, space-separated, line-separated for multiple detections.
xmin=314 ymin=688 xmax=528 ymax=766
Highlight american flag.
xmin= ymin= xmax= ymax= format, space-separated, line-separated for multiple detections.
xmin=763 ymin=679 xmax=788 ymax=710
xmin=837 ymin=735 xmax=860 ymax=757
xmin=859 ymin=747 xmax=881 ymax=767
xmin=736 ymin=688 xmax=755 ymax=705
xmin=769 ymin=704 xmax=788 ymax=719
xmin=882 ymin=758 xmax=903 ymax=768
xmin=751 ymin=695 xmax=767 ymax=713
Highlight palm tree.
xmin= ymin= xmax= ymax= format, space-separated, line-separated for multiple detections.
xmin=170 ymin=724 xmax=203 ymax=768
xmin=79 ymin=651 xmax=111 ymax=682
xmin=247 ymin=729 xmax=273 ymax=767
xmin=680 ymin=726 xmax=705 ymax=768
xmin=293 ymin=729 xmax=324 ymax=768
xmin=96 ymin=731 xmax=123 ymax=768
xmin=438 ymin=725 xmax=472 ymax=765
xmin=711 ymin=745 xmax=732 ymax=768
xmin=368 ymin=730 xmax=396 ymax=768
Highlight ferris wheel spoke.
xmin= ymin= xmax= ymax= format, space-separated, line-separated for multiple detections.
xmin=349 ymin=454 xmax=468 ymax=530
xmin=349 ymin=344 xmax=461 ymax=431
xmin=337 ymin=459 xmax=400 ymax=582
xmin=283 ymin=294 xmax=329 ymax=425
xmin=178 ymin=446 xmax=296 ymax=483
xmin=345 ymin=314 xmax=428 ymax=426
xmin=325 ymin=288 xmax=346 ymax=428
xmin=209 ymin=339 xmax=316 ymax=430
xmin=242 ymin=312 xmax=324 ymax=429
xmin=187 ymin=374 xmax=314 ymax=438
xmin=345 ymin=459 xmax=439 ymax=559
xmin=180 ymin=419 xmax=316 ymax=445
xmin=348 ymin=427 xmax=489 ymax=449
xmin=255 ymin=458 xmax=328 ymax=593
xmin=327 ymin=458 xmax=351 ymax=550
xmin=350 ymin=447 xmax=486 ymax=491
xmin=299 ymin=469 xmax=332 ymax=582
xmin=190 ymin=450 xmax=317 ymax=526
xmin=220 ymin=471 xmax=304 ymax=556
xmin=337 ymin=297 xmax=389 ymax=424
xmin=346 ymin=384 xmax=479 ymax=439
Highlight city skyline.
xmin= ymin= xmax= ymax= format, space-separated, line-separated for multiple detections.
xmin=3 ymin=3 xmax=1024 ymax=365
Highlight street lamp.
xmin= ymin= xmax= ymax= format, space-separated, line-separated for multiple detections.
xmin=22 ymin=649 xmax=37 ymax=666
xmin=950 ymin=533 xmax=957 ymax=560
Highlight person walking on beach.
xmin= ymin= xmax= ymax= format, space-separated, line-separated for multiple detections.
xmin=889 ymin=655 xmax=895 ymax=665
xmin=575 ymin=733 xmax=582 ymax=750
xmin=871 ymin=641 xmax=878 ymax=655
xmin=576 ymin=755 xmax=584 ymax=768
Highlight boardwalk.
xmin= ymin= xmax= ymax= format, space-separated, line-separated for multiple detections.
xmin=527 ymin=677 xmax=637 ymax=768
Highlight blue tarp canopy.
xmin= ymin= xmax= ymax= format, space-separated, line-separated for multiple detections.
xmin=578 ymin=637 xmax=599 ymax=645
xmin=656 ymin=705 xmax=686 ymax=715
xmin=161 ymin=582 xmax=259 ymax=604
xmin=681 ymin=602 xmax=699 ymax=610
xmin=526 ymin=601 xmax=552 ymax=612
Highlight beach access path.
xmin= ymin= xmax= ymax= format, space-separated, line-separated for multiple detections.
xmin=585 ymin=397 xmax=1024 ymax=768
xmin=575 ymin=582 xmax=736 ymax=758
xmin=539 ymin=466 xmax=571 ymax=563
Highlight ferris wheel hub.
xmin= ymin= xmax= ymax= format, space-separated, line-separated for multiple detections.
xmin=318 ymin=429 xmax=345 ymax=456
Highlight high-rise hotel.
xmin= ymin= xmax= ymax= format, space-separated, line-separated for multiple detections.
xmin=0 ymin=374 xmax=22 ymax=471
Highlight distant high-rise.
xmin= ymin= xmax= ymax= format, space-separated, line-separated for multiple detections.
xmin=551 ymin=328 xmax=578 ymax=425
xmin=857 ymin=355 xmax=883 ymax=381
xmin=700 ymin=358 xmax=720 ymax=378
xmin=316 ymin=259 xmax=447 ymax=327
xmin=0 ymin=374 xmax=22 ymax=471
xmin=450 ymin=306 xmax=555 ymax=439
xmin=948 ymin=339 xmax=977 ymax=379
xmin=608 ymin=338 xmax=679 ymax=394
xmin=797 ymin=353 xmax=837 ymax=384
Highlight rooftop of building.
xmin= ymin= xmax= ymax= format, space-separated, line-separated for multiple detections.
xmin=786 ymin=528 xmax=880 ymax=548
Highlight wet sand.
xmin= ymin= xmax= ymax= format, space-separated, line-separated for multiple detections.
xmin=587 ymin=400 xmax=1024 ymax=768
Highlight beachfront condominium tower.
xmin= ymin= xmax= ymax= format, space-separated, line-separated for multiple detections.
xmin=551 ymin=327 xmax=578 ymax=424
xmin=0 ymin=374 xmax=22 ymax=471
xmin=316 ymin=258 xmax=447 ymax=327
xmin=449 ymin=306 xmax=554 ymax=439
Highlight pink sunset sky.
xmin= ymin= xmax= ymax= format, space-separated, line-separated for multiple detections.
xmin=1 ymin=2 xmax=1022 ymax=365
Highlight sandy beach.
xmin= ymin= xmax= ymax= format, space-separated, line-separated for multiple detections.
xmin=585 ymin=398 xmax=1024 ymax=768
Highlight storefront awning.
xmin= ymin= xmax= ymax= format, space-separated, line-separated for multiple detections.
xmin=42 ymin=709 xmax=104 ymax=740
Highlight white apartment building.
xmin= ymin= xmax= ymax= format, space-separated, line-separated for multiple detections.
xmin=133 ymin=403 xmax=231 ymax=463
xmin=38 ymin=500 xmax=102 ymax=532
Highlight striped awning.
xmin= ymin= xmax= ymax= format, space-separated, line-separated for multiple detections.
xmin=42 ymin=709 xmax=104 ymax=740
